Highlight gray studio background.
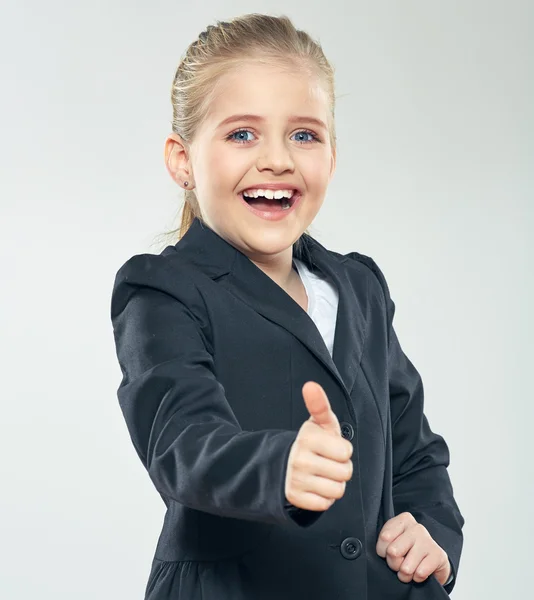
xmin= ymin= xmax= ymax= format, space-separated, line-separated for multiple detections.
xmin=1 ymin=1 xmax=532 ymax=598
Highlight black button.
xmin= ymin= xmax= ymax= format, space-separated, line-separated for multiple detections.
xmin=340 ymin=537 xmax=362 ymax=560
xmin=340 ymin=422 xmax=354 ymax=440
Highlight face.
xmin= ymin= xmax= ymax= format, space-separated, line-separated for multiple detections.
xmin=166 ymin=62 xmax=336 ymax=265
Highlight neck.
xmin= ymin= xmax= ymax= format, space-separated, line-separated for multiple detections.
xmin=248 ymin=249 xmax=296 ymax=291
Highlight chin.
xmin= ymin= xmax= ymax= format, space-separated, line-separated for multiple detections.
xmin=241 ymin=226 xmax=303 ymax=257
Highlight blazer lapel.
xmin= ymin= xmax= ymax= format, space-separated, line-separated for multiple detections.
xmin=306 ymin=239 xmax=366 ymax=395
xmin=174 ymin=218 xmax=366 ymax=396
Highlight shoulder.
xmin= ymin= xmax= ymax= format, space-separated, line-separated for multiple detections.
xmin=111 ymin=250 xmax=189 ymax=297
xmin=110 ymin=248 xmax=206 ymax=324
xmin=306 ymin=234 xmax=392 ymax=308
xmin=331 ymin=249 xmax=392 ymax=309
xmin=341 ymin=251 xmax=396 ymax=346
xmin=111 ymin=240 xmax=211 ymax=292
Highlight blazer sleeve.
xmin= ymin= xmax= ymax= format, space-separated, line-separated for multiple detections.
xmin=110 ymin=253 xmax=323 ymax=529
xmin=349 ymin=252 xmax=465 ymax=594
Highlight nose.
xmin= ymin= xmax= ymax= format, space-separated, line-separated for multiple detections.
xmin=256 ymin=137 xmax=295 ymax=173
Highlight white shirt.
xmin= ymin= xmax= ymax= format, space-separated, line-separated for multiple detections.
xmin=292 ymin=258 xmax=339 ymax=357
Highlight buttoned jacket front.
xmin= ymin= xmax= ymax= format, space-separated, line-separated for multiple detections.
xmin=110 ymin=217 xmax=464 ymax=599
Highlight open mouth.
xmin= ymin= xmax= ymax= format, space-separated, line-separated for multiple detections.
xmin=240 ymin=190 xmax=300 ymax=211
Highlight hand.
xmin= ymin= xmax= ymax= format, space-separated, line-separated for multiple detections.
xmin=284 ymin=381 xmax=353 ymax=511
xmin=376 ymin=512 xmax=451 ymax=586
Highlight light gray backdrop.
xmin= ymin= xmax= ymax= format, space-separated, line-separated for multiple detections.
xmin=1 ymin=1 xmax=532 ymax=598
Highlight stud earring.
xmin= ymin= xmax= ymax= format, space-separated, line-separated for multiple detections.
xmin=184 ymin=181 xmax=189 ymax=187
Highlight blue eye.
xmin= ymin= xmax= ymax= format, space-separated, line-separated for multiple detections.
xmin=229 ymin=129 xmax=254 ymax=143
xmin=226 ymin=129 xmax=320 ymax=144
xmin=293 ymin=131 xmax=318 ymax=143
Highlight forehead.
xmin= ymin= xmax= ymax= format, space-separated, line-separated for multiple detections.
xmin=203 ymin=63 xmax=329 ymax=128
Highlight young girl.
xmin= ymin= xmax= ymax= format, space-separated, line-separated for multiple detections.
xmin=110 ymin=14 xmax=464 ymax=600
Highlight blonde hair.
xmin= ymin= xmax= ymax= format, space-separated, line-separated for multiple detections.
xmin=153 ymin=13 xmax=337 ymax=250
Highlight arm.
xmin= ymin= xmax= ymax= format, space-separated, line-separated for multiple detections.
xmin=352 ymin=253 xmax=465 ymax=593
xmin=110 ymin=254 xmax=322 ymax=529
xmin=390 ymin=323 xmax=462 ymax=590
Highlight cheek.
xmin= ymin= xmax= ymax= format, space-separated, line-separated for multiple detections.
xmin=197 ymin=156 xmax=241 ymax=219
xmin=205 ymin=157 xmax=230 ymax=189
xmin=300 ymin=151 xmax=332 ymax=185
xmin=194 ymin=142 xmax=236 ymax=189
xmin=208 ymin=145 xmax=244 ymax=180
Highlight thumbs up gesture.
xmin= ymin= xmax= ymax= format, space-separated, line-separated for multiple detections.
xmin=284 ymin=381 xmax=354 ymax=511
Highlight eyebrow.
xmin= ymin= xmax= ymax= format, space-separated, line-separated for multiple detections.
xmin=216 ymin=114 xmax=327 ymax=131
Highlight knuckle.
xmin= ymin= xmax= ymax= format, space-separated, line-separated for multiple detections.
xmin=289 ymin=451 xmax=300 ymax=468
xmin=416 ymin=569 xmax=428 ymax=580
xmin=294 ymin=452 xmax=311 ymax=473
xmin=322 ymin=497 xmax=333 ymax=510
xmin=296 ymin=429 xmax=311 ymax=446
xmin=330 ymin=481 xmax=344 ymax=500
xmin=332 ymin=487 xmax=341 ymax=500
xmin=334 ymin=481 xmax=346 ymax=498
xmin=286 ymin=489 xmax=297 ymax=504
xmin=291 ymin=438 xmax=303 ymax=455
xmin=416 ymin=523 xmax=429 ymax=536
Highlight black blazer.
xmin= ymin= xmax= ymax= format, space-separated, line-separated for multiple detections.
xmin=110 ymin=217 xmax=464 ymax=599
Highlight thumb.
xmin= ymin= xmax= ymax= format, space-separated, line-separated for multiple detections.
xmin=302 ymin=381 xmax=340 ymax=435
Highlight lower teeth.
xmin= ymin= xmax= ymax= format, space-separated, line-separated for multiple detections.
xmin=242 ymin=194 xmax=292 ymax=209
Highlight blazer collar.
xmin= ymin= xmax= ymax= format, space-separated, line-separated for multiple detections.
xmin=172 ymin=217 xmax=366 ymax=395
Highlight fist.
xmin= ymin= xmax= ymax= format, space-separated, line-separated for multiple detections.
xmin=285 ymin=381 xmax=353 ymax=512
xmin=376 ymin=512 xmax=452 ymax=586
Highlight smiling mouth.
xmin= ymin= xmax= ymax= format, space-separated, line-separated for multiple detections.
xmin=240 ymin=191 xmax=299 ymax=210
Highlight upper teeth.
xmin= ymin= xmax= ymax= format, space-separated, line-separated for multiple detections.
xmin=243 ymin=188 xmax=295 ymax=200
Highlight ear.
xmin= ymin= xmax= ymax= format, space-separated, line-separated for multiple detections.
xmin=164 ymin=133 xmax=194 ymax=188
xmin=329 ymin=146 xmax=337 ymax=181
